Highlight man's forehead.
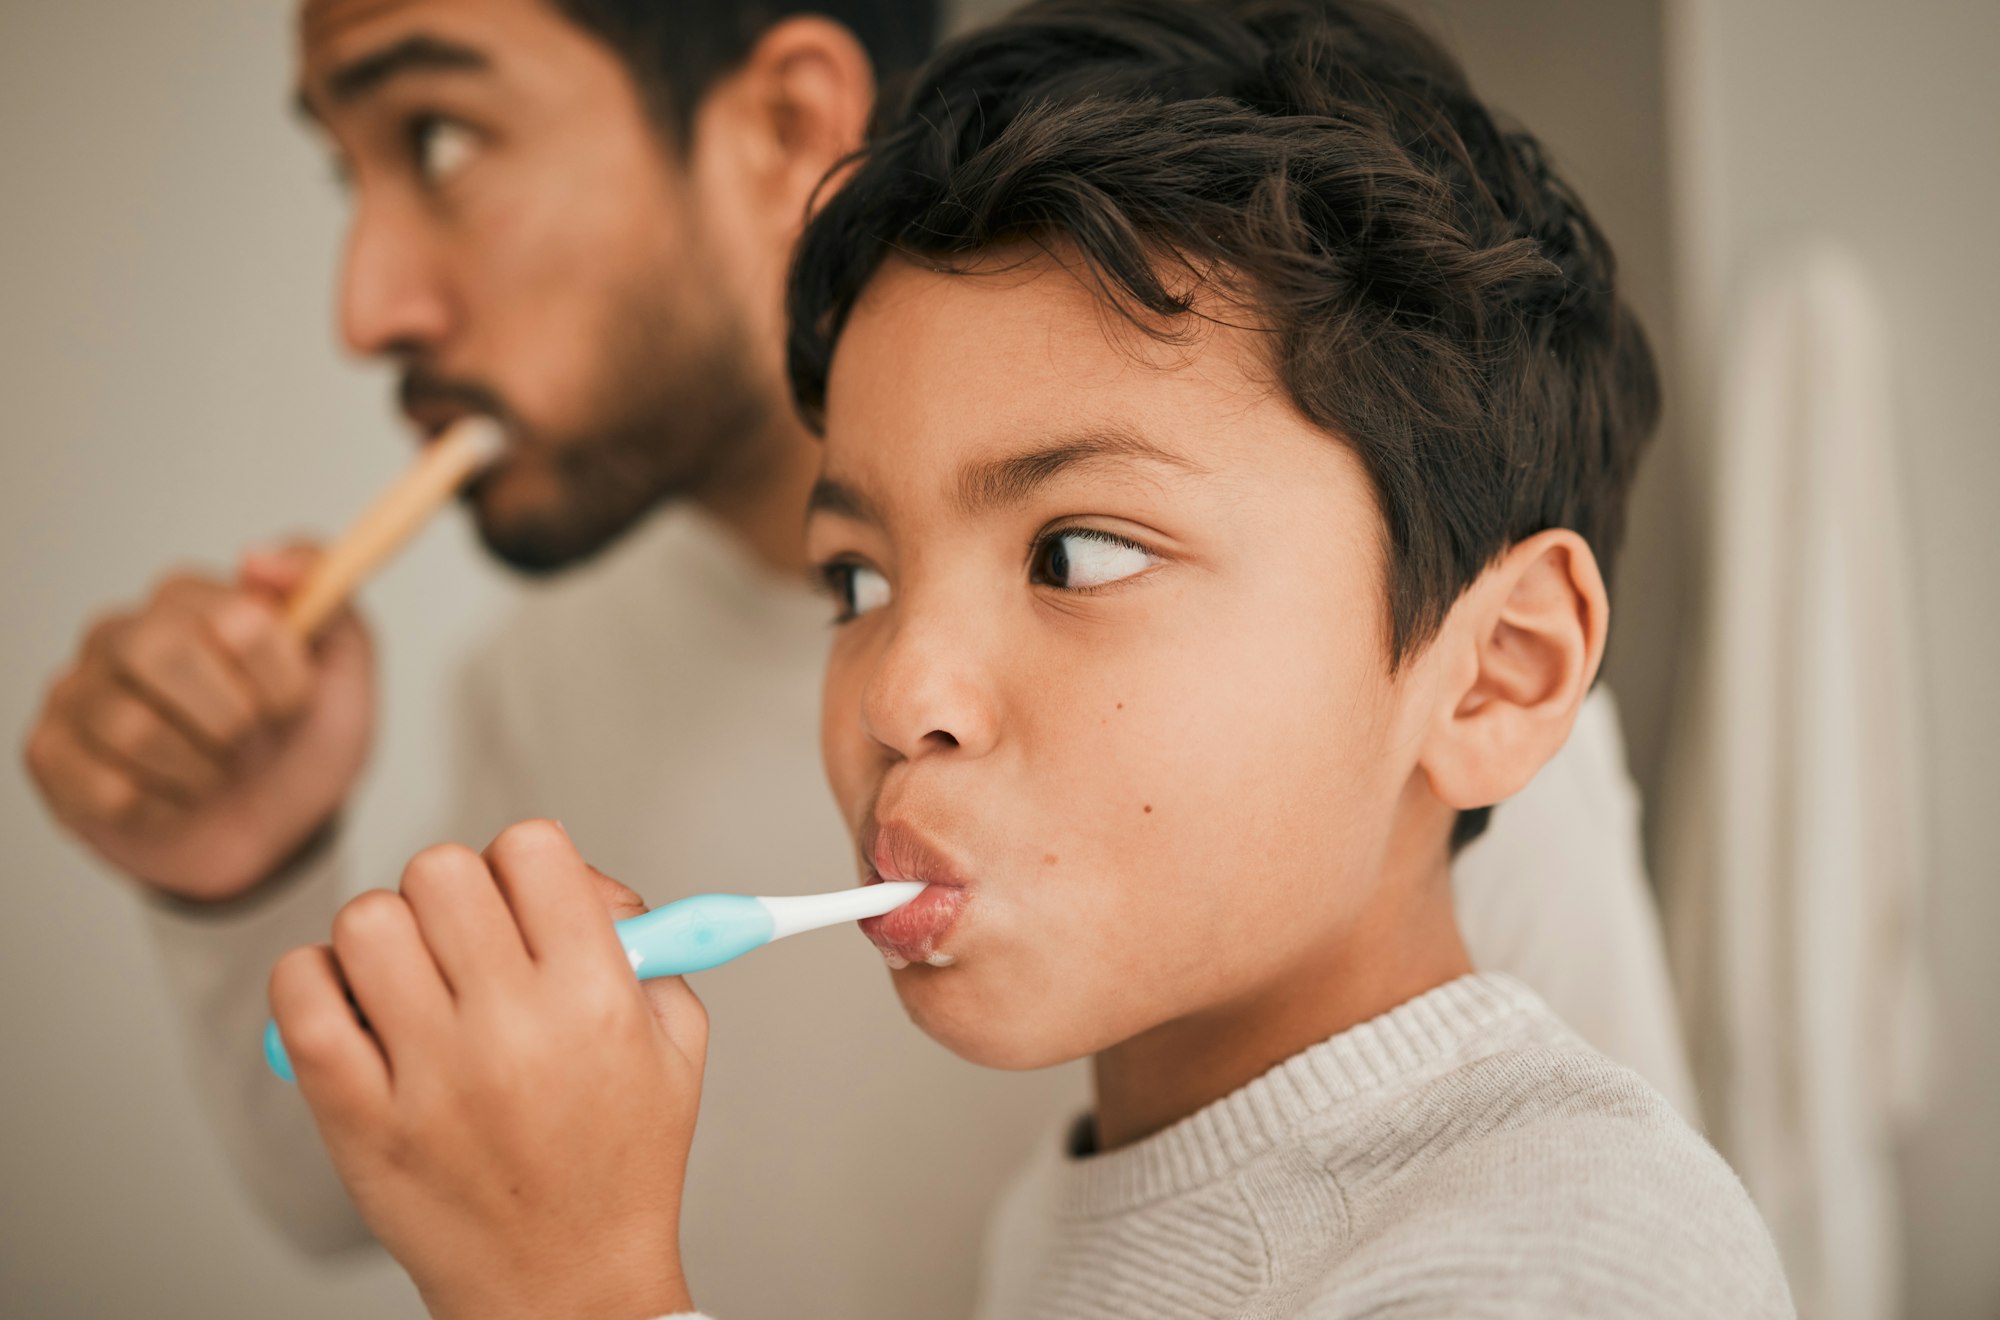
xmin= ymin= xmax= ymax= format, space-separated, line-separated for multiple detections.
xmin=298 ymin=0 xmax=526 ymax=63
xmin=300 ymin=0 xmax=426 ymax=50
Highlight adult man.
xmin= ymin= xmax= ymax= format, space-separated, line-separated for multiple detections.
xmin=20 ymin=0 xmax=1694 ymax=1315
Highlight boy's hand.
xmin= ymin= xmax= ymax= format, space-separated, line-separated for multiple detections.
xmin=268 ymin=820 xmax=706 ymax=1320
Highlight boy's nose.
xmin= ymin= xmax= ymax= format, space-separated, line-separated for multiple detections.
xmin=337 ymin=204 xmax=455 ymax=359
xmin=859 ymin=610 xmax=1001 ymax=764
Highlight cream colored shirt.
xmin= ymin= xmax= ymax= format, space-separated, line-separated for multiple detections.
xmin=145 ymin=507 xmax=1696 ymax=1319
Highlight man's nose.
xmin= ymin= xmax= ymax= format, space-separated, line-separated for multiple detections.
xmin=337 ymin=202 xmax=455 ymax=358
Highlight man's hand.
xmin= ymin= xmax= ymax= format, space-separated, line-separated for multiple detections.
xmin=21 ymin=544 xmax=374 ymax=902
xmin=268 ymin=820 xmax=707 ymax=1320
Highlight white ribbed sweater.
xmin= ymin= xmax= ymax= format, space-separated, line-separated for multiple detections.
xmin=965 ymin=974 xmax=1793 ymax=1320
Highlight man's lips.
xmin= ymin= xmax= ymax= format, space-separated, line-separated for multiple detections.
xmin=397 ymin=373 xmax=514 ymax=444
xmin=859 ymin=819 xmax=971 ymax=968
xmin=402 ymin=402 xmax=486 ymax=443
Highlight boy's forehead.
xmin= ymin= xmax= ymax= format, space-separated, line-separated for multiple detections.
xmin=822 ymin=256 xmax=1291 ymax=492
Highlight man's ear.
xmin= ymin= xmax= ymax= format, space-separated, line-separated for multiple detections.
xmin=704 ymin=16 xmax=876 ymax=217
xmin=1417 ymin=529 xmax=1609 ymax=811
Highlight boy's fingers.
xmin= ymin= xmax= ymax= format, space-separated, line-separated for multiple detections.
xmin=483 ymin=820 xmax=626 ymax=967
xmin=269 ymin=943 xmax=389 ymax=1112
xmin=399 ymin=844 xmax=532 ymax=995
xmin=330 ymin=890 xmax=453 ymax=1078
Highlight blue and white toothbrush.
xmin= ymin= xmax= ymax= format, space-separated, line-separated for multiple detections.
xmin=263 ymin=882 xmax=927 ymax=1083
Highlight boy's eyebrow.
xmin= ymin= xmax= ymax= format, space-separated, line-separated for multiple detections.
xmin=806 ymin=427 xmax=1206 ymax=529
xmin=296 ymin=34 xmax=490 ymax=120
xmin=955 ymin=427 xmax=1207 ymax=515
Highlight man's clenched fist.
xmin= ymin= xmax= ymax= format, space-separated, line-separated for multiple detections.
xmin=22 ymin=544 xmax=375 ymax=901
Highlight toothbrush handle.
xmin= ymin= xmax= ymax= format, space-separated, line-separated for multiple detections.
xmin=263 ymin=892 xmax=776 ymax=1083
xmin=616 ymin=892 xmax=775 ymax=978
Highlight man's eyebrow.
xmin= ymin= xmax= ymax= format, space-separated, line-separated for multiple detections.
xmin=955 ymin=427 xmax=1205 ymax=515
xmin=297 ymin=34 xmax=490 ymax=118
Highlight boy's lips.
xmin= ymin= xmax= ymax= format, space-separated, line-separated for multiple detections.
xmin=859 ymin=819 xmax=971 ymax=968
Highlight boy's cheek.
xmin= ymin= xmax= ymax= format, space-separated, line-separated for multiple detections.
xmin=898 ymin=919 xmax=1204 ymax=1069
xmin=819 ymin=665 xmax=874 ymax=820
xmin=913 ymin=760 xmax=1379 ymax=1064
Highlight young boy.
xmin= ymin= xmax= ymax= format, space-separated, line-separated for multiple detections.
xmin=267 ymin=1 xmax=1793 ymax=1315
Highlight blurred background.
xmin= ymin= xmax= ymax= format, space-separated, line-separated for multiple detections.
xmin=2 ymin=0 xmax=1994 ymax=1315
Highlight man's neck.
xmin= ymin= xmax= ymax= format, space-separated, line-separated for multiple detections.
xmin=690 ymin=417 xmax=822 ymax=579
xmin=1088 ymin=824 xmax=1472 ymax=1154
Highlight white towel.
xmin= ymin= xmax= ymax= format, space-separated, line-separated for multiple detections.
xmin=1658 ymin=242 xmax=1932 ymax=1320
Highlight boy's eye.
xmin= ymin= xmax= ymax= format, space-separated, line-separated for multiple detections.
xmin=1031 ymin=529 xmax=1157 ymax=590
xmin=412 ymin=115 xmax=480 ymax=184
xmin=820 ymin=561 xmax=892 ymax=622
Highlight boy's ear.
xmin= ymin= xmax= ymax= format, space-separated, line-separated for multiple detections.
xmin=1416 ymin=529 xmax=1609 ymax=811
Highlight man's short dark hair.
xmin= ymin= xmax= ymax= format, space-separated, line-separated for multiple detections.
xmin=788 ymin=0 xmax=1659 ymax=663
xmin=552 ymin=0 xmax=942 ymax=140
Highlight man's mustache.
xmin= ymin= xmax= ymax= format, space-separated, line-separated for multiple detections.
xmin=398 ymin=370 xmax=515 ymax=430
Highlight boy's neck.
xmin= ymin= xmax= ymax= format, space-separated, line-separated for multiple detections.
xmin=1088 ymin=824 xmax=1472 ymax=1154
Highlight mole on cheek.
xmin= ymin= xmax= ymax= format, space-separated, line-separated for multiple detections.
xmin=1143 ymin=805 xmax=1153 ymax=815
xmin=1043 ymin=853 xmax=1059 ymax=866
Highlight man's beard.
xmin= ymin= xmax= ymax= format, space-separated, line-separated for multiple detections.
xmin=403 ymin=293 xmax=774 ymax=576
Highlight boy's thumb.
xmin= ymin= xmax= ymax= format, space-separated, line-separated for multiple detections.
xmin=578 ymin=863 xmax=708 ymax=1060
xmin=583 ymin=863 xmax=650 ymax=923
xmin=641 ymin=974 xmax=709 ymax=1069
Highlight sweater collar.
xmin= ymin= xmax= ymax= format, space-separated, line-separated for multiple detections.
xmin=1054 ymin=973 xmax=1542 ymax=1217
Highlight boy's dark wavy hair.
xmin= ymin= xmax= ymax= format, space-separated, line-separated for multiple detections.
xmin=786 ymin=0 xmax=1659 ymax=844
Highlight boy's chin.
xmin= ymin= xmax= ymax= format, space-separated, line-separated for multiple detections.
xmin=891 ymin=971 xmax=1087 ymax=1072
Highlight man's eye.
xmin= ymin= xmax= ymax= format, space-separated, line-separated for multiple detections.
xmin=411 ymin=116 xmax=480 ymax=184
xmin=820 ymin=562 xmax=892 ymax=622
xmin=1030 ymin=529 xmax=1157 ymax=590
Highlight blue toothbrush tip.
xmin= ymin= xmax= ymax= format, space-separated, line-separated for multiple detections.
xmin=264 ymin=1018 xmax=296 ymax=1084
